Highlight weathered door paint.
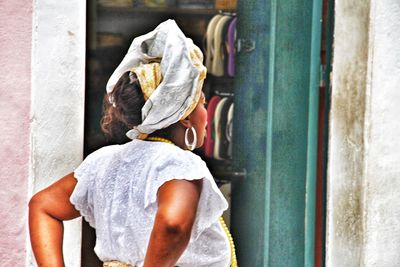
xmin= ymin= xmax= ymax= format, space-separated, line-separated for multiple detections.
xmin=231 ymin=0 xmax=322 ymax=266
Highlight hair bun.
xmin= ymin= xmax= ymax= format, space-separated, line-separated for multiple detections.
xmin=101 ymin=71 xmax=145 ymax=143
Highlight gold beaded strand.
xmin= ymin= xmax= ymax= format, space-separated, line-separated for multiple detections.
xmin=146 ymin=136 xmax=238 ymax=267
xmin=146 ymin=136 xmax=174 ymax=145
xmin=219 ymin=217 xmax=238 ymax=267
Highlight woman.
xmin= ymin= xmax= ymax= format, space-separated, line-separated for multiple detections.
xmin=29 ymin=20 xmax=236 ymax=267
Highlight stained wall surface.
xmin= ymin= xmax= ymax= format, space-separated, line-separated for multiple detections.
xmin=327 ymin=0 xmax=400 ymax=266
xmin=326 ymin=0 xmax=370 ymax=264
xmin=0 ymin=1 xmax=32 ymax=265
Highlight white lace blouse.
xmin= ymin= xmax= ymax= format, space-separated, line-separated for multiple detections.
xmin=70 ymin=139 xmax=230 ymax=267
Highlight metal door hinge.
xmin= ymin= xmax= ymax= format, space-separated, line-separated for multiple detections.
xmin=236 ymin=38 xmax=256 ymax=53
xmin=214 ymin=168 xmax=247 ymax=183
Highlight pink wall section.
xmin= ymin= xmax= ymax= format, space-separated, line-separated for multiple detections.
xmin=0 ymin=1 xmax=32 ymax=265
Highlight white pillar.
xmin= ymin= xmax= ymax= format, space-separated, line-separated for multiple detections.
xmin=326 ymin=0 xmax=370 ymax=265
xmin=28 ymin=1 xmax=86 ymax=266
xmin=361 ymin=0 xmax=400 ymax=265
xmin=327 ymin=0 xmax=400 ymax=266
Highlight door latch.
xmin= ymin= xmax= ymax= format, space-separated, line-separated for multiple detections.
xmin=236 ymin=38 xmax=256 ymax=53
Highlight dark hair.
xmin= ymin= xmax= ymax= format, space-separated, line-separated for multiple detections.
xmin=101 ymin=71 xmax=173 ymax=143
xmin=101 ymin=71 xmax=145 ymax=143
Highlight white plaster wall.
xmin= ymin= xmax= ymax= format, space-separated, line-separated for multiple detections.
xmin=327 ymin=0 xmax=400 ymax=266
xmin=362 ymin=0 xmax=400 ymax=265
xmin=326 ymin=0 xmax=370 ymax=266
xmin=28 ymin=1 xmax=86 ymax=266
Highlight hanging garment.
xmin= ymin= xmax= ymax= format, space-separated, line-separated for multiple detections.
xmin=226 ymin=103 xmax=234 ymax=159
xmin=217 ymin=97 xmax=234 ymax=159
xmin=222 ymin=17 xmax=235 ymax=76
xmin=211 ymin=15 xmax=232 ymax=77
xmin=205 ymin=15 xmax=224 ymax=72
xmin=227 ymin=17 xmax=237 ymax=77
xmin=213 ymin=97 xmax=229 ymax=159
xmin=204 ymin=95 xmax=221 ymax=157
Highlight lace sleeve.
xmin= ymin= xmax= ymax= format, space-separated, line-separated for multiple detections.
xmin=144 ymin=149 xmax=229 ymax=241
xmin=70 ymin=153 xmax=97 ymax=228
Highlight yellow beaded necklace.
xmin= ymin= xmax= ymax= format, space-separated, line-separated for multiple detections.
xmin=219 ymin=217 xmax=238 ymax=267
xmin=146 ymin=136 xmax=174 ymax=145
xmin=146 ymin=136 xmax=238 ymax=267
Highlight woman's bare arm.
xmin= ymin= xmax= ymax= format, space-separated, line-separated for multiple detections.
xmin=143 ymin=178 xmax=203 ymax=267
xmin=29 ymin=172 xmax=81 ymax=267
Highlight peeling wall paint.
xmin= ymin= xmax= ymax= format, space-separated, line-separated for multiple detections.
xmin=0 ymin=1 xmax=32 ymax=265
xmin=28 ymin=1 xmax=86 ymax=266
xmin=327 ymin=0 xmax=370 ymax=265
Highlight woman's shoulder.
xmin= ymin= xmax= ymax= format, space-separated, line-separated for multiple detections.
xmin=151 ymin=142 xmax=206 ymax=165
xmin=74 ymin=144 xmax=122 ymax=176
xmin=145 ymin=143 xmax=213 ymax=182
xmin=84 ymin=143 xmax=122 ymax=162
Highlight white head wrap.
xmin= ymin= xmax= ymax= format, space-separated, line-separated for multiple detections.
xmin=106 ymin=19 xmax=207 ymax=140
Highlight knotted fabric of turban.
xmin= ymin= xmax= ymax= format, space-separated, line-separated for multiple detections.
xmin=106 ymin=19 xmax=207 ymax=140
xmin=130 ymin=62 xmax=162 ymax=101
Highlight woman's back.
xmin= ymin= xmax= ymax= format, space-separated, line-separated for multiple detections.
xmin=71 ymin=139 xmax=230 ymax=267
xmin=29 ymin=20 xmax=236 ymax=267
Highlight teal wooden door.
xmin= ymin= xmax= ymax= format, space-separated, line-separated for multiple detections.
xmin=231 ymin=0 xmax=322 ymax=266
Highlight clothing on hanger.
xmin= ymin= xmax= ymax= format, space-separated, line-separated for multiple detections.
xmin=226 ymin=102 xmax=234 ymax=158
xmin=211 ymin=15 xmax=232 ymax=77
xmin=217 ymin=97 xmax=233 ymax=159
xmin=205 ymin=15 xmax=224 ymax=71
xmin=222 ymin=17 xmax=235 ymax=76
xmin=227 ymin=17 xmax=237 ymax=77
xmin=213 ymin=97 xmax=229 ymax=159
xmin=204 ymin=96 xmax=222 ymax=158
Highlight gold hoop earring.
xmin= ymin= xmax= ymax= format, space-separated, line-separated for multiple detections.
xmin=184 ymin=127 xmax=197 ymax=151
